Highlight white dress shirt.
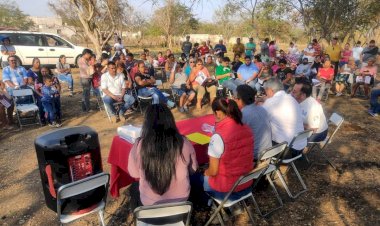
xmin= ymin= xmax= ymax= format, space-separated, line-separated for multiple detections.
xmin=300 ymin=97 xmax=328 ymax=133
xmin=101 ymin=72 xmax=126 ymax=96
xmin=263 ymin=90 xmax=306 ymax=150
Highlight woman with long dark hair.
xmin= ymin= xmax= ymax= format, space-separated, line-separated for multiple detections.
xmin=128 ymin=104 xmax=198 ymax=205
xmin=199 ymin=97 xmax=254 ymax=200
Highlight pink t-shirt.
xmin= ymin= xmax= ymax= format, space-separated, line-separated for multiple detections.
xmin=78 ymin=57 xmax=90 ymax=78
xmin=128 ymin=138 xmax=198 ymax=206
xmin=360 ymin=66 xmax=377 ymax=77
xmin=341 ymin=50 xmax=352 ymax=63
xmin=269 ymin=45 xmax=277 ymax=58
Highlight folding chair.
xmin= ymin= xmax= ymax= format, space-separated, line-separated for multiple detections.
xmin=57 ymin=172 xmax=110 ymax=226
xmin=97 ymin=90 xmax=123 ymax=123
xmin=216 ymin=80 xmax=232 ymax=98
xmin=132 ymin=83 xmax=153 ymax=114
xmin=205 ymin=165 xmax=269 ymax=226
xmin=134 ymin=201 xmax=192 ymax=226
xmin=12 ymin=88 xmax=42 ymax=129
xmin=252 ymin=142 xmax=288 ymax=217
xmin=273 ymin=130 xmax=313 ymax=199
xmin=306 ymin=113 xmax=344 ymax=172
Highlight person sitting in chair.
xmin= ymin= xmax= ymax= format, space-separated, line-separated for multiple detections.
xmin=55 ymin=55 xmax=74 ymax=96
xmin=291 ymin=78 xmax=328 ymax=142
xmin=101 ymin=61 xmax=135 ymax=122
xmin=135 ymin=61 xmax=175 ymax=108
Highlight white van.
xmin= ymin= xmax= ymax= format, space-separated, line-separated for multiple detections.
xmin=0 ymin=31 xmax=86 ymax=67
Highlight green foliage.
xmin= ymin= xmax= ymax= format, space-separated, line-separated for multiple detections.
xmin=0 ymin=0 xmax=35 ymax=30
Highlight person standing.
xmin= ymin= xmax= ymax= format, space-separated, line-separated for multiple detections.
xmin=214 ymin=39 xmax=227 ymax=57
xmin=181 ymin=36 xmax=192 ymax=57
xmin=324 ymin=37 xmax=342 ymax=76
xmin=78 ymin=49 xmax=93 ymax=113
xmin=232 ymin=38 xmax=245 ymax=56
xmin=245 ymin=37 xmax=256 ymax=58
xmin=352 ymin=41 xmax=363 ymax=67
xmin=260 ymin=38 xmax=270 ymax=57
xmin=0 ymin=37 xmax=16 ymax=68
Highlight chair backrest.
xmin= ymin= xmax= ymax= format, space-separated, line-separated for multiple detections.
xmin=288 ymin=129 xmax=314 ymax=149
xmin=327 ymin=113 xmax=344 ymax=144
xmin=57 ymin=173 xmax=109 ymax=200
xmin=12 ymin=88 xmax=33 ymax=97
xmin=134 ymin=201 xmax=192 ymax=226
xmin=260 ymin=142 xmax=288 ymax=161
xmin=56 ymin=172 xmax=110 ymax=221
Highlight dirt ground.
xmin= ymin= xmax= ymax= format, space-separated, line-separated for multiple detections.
xmin=0 ymin=70 xmax=379 ymax=226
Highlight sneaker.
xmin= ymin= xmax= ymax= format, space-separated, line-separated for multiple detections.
xmin=183 ymin=105 xmax=189 ymax=112
xmin=124 ymin=109 xmax=134 ymax=115
xmin=115 ymin=116 xmax=121 ymax=123
xmin=336 ymin=92 xmax=342 ymax=96
xmin=179 ymin=107 xmax=185 ymax=113
xmin=368 ymin=110 xmax=378 ymax=117
xmin=69 ymin=91 xmax=74 ymax=97
xmin=55 ymin=123 xmax=62 ymax=128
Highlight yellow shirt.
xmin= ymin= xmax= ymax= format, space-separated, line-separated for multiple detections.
xmin=233 ymin=43 xmax=245 ymax=55
xmin=325 ymin=44 xmax=342 ymax=62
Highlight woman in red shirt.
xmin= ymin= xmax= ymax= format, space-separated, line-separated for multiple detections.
xmin=315 ymin=60 xmax=334 ymax=101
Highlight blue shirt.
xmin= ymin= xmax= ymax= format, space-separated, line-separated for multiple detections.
xmin=2 ymin=66 xmax=28 ymax=87
xmin=237 ymin=63 xmax=259 ymax=81
xmin=41 ymin=86 xmax=58 ymax=102
xmin=214 ymin=44 xmax=227 ymax=56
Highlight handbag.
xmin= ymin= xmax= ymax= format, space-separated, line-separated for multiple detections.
xmin=203 ymin=79 xmax=218 ymax=87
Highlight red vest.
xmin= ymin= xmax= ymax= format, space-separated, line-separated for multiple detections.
xmin=209 ymin=117 xmax=254 ymax=192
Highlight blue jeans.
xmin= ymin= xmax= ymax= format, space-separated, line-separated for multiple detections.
xmin=138 ymin=87 xmax=167 ymax=104
xmin=308 ymin=129 xmax=328 ymax=142
xmin=57 ymin=73 xmax=74 ymax=90
xmin=42 ymin=100 xmax=56 ymax=123
xmin=222 ymin=79 xmax=256 ymax=93
xmin=80 ymin=78 xmax=92 ymax=112
xmin=370 ymin=88 xmax=380 ymax=113
xmin=53 ymin=96 xmax=61 ymax=121
xmin=102 ymin=94 xmax=135 ymax=116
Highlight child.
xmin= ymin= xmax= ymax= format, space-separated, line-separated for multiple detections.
xmin=157 ymin=52 xmax=165 ymax=66
xmin=92 ymin=63 xmax=103 ymax=97
xmin=41 ymin=76 xmax=61 ymax=127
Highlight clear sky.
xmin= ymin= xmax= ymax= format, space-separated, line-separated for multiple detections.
xmin=14 ymin=0 xmax=224 ymax=22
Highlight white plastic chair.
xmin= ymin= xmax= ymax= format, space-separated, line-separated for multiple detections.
xmin=12 ymin=88 xmax=41 ymax=128
xmin=273 ymin=130 xmax=313 ymax=199
xmin=205 ymin=165 xmax=269 ymax=226
xmin=306 ymin=113 xmax=344 ymax=172
xmin=134 ymin=201 xmax=192 ymax=226
xmin=57 ymin=172 xmax=110 ymax=226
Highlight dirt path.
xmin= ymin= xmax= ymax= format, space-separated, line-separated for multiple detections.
xmin=0 ymin=71 xmax=379 ymax=226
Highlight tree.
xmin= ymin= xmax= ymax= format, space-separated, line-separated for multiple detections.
xmin=149 ymin=0 xmax=199 ymax=48
xmin=0 ymin=0 xmax=35 ymax=30
xmin=286 ymin=0 xmax=380 ymax=41
xmin=213 ymin=3 xmax=242 ymax=41
xmin=49 ymin=0 xmax=129 ymax=56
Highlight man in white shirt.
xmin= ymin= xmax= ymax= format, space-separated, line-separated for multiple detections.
xmin=263 ymin=78 xmax=306 ymax=156
xmin=291 ymin=78 xmax=328 ymax=142
xmin=113 ymin=38 xmax=124 ymax=56
xmin=302 ymin=43 xmax=315 ymax=63
xmin=101 ymin=61 xmax=135 ymax=122
xmin=352 ymin=41 xmax=363 ymax=67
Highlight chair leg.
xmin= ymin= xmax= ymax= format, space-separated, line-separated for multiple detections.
xmin=205 ymin=202 xmax=225 ymax=226
xmin=319 ymin=150 xmax=339 ymax=172
xmin=254 ymin=175 xmax=283 ymax=217
xmin=98 ymin=209 xmax=105 ymax=226
xmin=242 ymin=199 xmax=255 ymax=224
xmin=290 ymin=162 xmax=307 ymax=198
xmin=275 ymin=169 xmax=294 ymax=199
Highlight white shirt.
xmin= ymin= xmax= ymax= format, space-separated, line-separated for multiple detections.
xmin=352 ymin=46 xmax=363 ymax=61
xmin=113 ymin=42 xmax=124 ymax=51
xmin=100 ymin=72 xmax=126 ymax=96
xmin=300 ymin=97 xmax=328 ymax=134
xmin=303 ymin=47 xmax=315 ymax=63
xmin=208 ymin=134 xmax=224 ymax=158
xmin=263 ymin=91 xmax=306 ymax=150
xmin=0 ymin=45 xmax=16 ymax=62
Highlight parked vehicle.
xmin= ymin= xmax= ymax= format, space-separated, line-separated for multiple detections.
xmin=0 ymin=31 xmax=86 ymax=68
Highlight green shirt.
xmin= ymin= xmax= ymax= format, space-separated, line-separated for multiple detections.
xmin=245 ymin=42 xmax=256 ymax=56
xmin=216 ymin=65 xmax=232 ymax=83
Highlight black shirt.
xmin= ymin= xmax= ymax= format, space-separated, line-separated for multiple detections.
xmin=232 ymin=61 xmax=243 ymax=73
xmin=134 ymin=72 xmax=153 ymax=90
xmin=276 ymin=67 xmax=292 ymax=81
